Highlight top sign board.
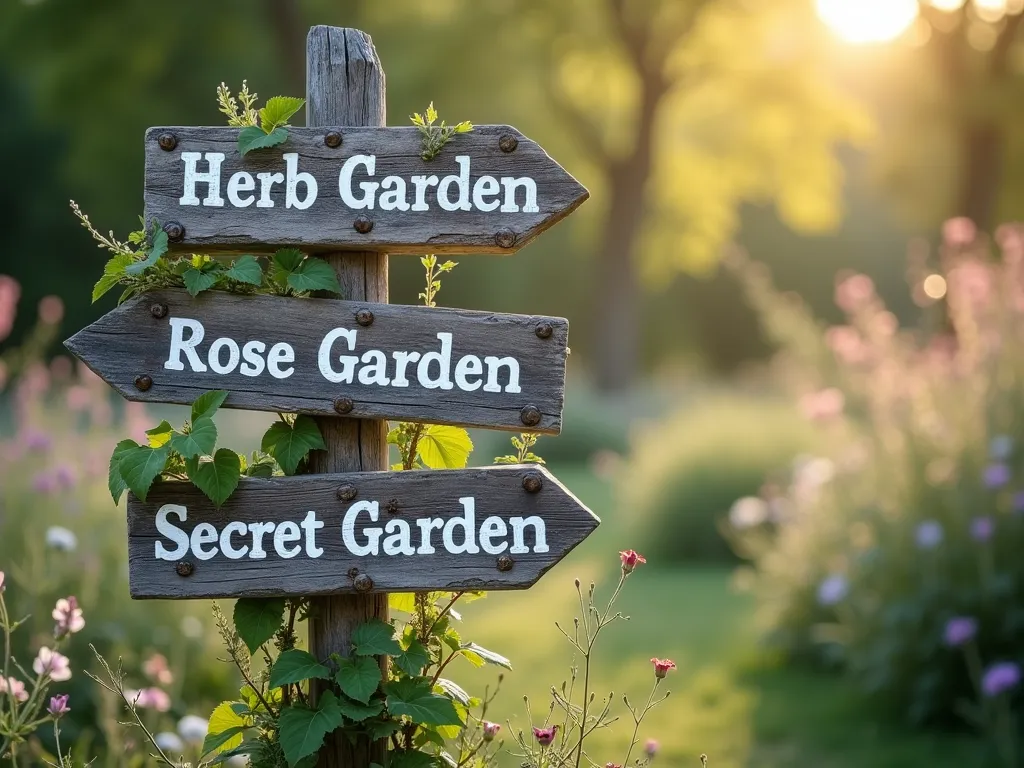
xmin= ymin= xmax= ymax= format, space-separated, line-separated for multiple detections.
xmin=144 ymin=125 xmax=589 ymax=255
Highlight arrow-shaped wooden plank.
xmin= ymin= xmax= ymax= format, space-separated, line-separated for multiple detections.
xmin=126 ymin=465 xmax=599 ymax=599
xmin=144 ymin=125 xmax=588 ymax=255
xmin=65 ymin=289 xmax=568 ymax=433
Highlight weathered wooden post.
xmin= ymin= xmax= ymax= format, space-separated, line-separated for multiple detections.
xmin=304 ymin=26 xmax=389 ymax=768
xmin=67 ymin=22 xmax=594 ymax=768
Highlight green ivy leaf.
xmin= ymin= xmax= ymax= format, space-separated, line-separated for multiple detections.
xmin=225 ymin=255 xmax=263 ymax=286
xmin=118 ymin=444 xmax=171 ymax=502
xmin=366 ymin=719 xmax=402 ymax=741
xmin=92 ymin=253 xmax=134 ymax=303
xmin=186 ymin=449 xmax=241 ymax=507
xmin=146 ymin=420 xmax=174 ymax=448
xmin=417 ymin=425 xmax=473 ymax=470
xmin=270 ymin=650 xmax=333 ymax=689
xmin=192 ymin=390 xmax=229 ymax=422
xmin=287 ymin=258 xmax=341 ymax=295
xmin=202 ymin=701 xmax=247 ymax=756
xmin=170 ymin=416 xmax=217 ymax=458
xmin=385 ymin=678 xmax=462 ymax=726
xmin=261 ymin=416 xmax=326 ymax=476
xmin=233 ymin=598 xmax=287 ymax=655
xmin=459 ymin=642 xmax=511 ymax=670
xmin=244 ymin=452 xmax=277 ymax=478
xmin=390 ymin=750 xmax=438 ymax=768
xmin=271 ymin=248 xmax=305 ymax=287
xmin=260 ymin=96 xmax=306 ymax=132
xmin=336 ymin=695 xmax=383 ymax=722
xmin=239 ymin=126 xmax=289 ymax=156
xmin=183 ymin=267 xmax=221 ymax=296
xmin=351 ymin=619 xmax=402 ymax=657
xmin=394 ymin=639 xmax=430 ymax=676
xmin=278 ymin=692 xmax=344 ymax=767
xmin=335 ymin=656 xmax=382 ymax=704
xmin=125 ymin=228 xmax=168 ymax=275
xmin=108 ymin=439 xmax=139 ymax=503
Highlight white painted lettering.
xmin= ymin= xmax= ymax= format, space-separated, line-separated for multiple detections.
xmin=164 ymin=318 xmax=207 ymax=373
xmin=154 ymin=504 xmax=190 ymax=560
xmin=180 ymin=152 xmax=225 ymax=207
xmin=284 ymin=153 xmax=318 ymax=210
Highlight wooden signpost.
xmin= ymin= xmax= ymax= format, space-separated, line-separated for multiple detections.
xmin=66 ymin=25 xmax=593 ymax=768
xmin=66 ymin=289 xmax=568 ymax=432
xmin=144 ymin=125 xmax=588 ymax=254
xmin=127 ymin=465 xmax=597 ymax=599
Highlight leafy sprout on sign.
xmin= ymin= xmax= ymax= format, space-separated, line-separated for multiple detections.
xmin=412 ymin=102 xmax=474 ymax=161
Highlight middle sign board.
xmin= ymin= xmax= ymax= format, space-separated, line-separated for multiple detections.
xmin=66 ymin=289 xmax=568 ymax=433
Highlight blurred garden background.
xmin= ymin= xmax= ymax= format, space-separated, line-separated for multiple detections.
xmin=4 ymin=0 xmax=1024 ymax=765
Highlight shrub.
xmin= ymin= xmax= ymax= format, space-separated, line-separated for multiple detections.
xmin=727 ymin=221 xmax=1024 ymax=739
xmin=623 ymin=393 xmax=817 ymax=563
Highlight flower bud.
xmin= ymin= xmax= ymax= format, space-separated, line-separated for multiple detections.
xmin=482 ymin=721 xmax=501 ymax=742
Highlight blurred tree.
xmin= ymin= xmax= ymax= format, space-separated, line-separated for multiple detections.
xmin=858 ymin=1 xmax=1024 ymax=233
xmin=477 ymin=0 xmax=870 ymax=390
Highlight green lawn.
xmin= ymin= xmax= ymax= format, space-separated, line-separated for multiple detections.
xmin=451 ymin=466 xmax=981 ymax=768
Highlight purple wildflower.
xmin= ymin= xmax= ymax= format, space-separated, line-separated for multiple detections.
xmin=915 ymin=520 xmax=944 ymax=550
xmin=817 ymin=574 xmax=849 ymax=606
xmin=943 ymin=616 xmax=978 ymax=647
xmin=47 ymin=694 xmax=70 ymax=717
xmin=984 ymin=463 xmax=1012 ymax=489
xmin=970 ymin=516 xmax=995 ymax=542
xmin=982 ymin=662 xmax=1022 ymax=697
xmin=31 ymin=472 xmax=58 ymax=494
xmin=21 ymin=428 xmax=52 ymax=453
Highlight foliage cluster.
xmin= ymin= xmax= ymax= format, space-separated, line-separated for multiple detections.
xmin=622 ymin=394 xmax=816 ymax=562
xmin=726 ymin=220 xmax=1024 ymax=760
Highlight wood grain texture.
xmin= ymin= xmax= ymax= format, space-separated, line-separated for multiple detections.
xmin=63 ymin=288 xmax=568 ymax=433
xmin=306 ymin=27 xmax=389 ymax=768
xmin=126 ymin=465 xmax=599 ymax=598
xmin=142 ymin=125 xmax=588 ymax=255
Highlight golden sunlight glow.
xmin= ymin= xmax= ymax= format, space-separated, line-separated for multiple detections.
xmin=816 ymin=0 xmax=919 ymax=44
xmin=923 ymin=275 xmax=948 ymax=300
xmin=929 ymin=0 xmax=967 ymax=11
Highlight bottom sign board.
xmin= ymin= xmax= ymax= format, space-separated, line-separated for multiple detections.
xmin=127 ymin=465 xmax=599 ymax=598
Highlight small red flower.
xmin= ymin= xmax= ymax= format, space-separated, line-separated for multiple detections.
xmin=650 ymin=658 xmax=676 ymax=679
xmin=606 ymin=763 xmax=622 ymax=768
xmin=482 ymin=721 xmax=501 ymax=741
xmin=533 ymin=725 xmax=559 ymax=747
xmin=619 ymin=550 xmax=646 ymax=573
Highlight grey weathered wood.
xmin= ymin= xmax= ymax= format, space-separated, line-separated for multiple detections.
xmin=126 ymin=464 xmax=599 ymax=598
xmin=143 ymin=124 xmax=588 ymax=255
xmin=64 ymin=288 xmax=568 ymax=433
xmin=306 ymin=27 xmax=389 ymax=768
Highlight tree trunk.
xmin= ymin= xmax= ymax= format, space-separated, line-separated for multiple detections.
xmin=957 ymin=122 xmax=1003 ymax=232
xmin=593 ymin=81 xmax=663 ymax=392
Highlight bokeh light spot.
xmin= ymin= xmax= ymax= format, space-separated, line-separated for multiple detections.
xmin=816 ymin=0 xmax=919 ymax=44
xmin=923 ymin=274 xmax=948 ymax=299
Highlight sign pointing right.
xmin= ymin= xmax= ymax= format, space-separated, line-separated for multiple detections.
xmin=127 ymin=464 xmax=599 ymax=599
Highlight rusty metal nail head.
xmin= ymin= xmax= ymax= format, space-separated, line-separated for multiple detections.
xmin=523 ymin=472 xmax=543 ymax=493
xmin=337 ymin=484 xmax=358 ymax=502
xmin=520 ymin=405 xmax=542 ymax=427
xmin=151 ymin=303 xmax=168 ymax=319
xmin=356 ymin=309 xmax=374 ymax=327
xmin=495 ymin=229 xmax=517 ymax=249
xmin=334 ymin=397 xmax=354 ymax=415
xmin=157 ymin=132 xmax=178 ymax=151
xmin=385 ymin=499 xmax=400 ymax=515
xmin=535 ymin=322 xmax=553 ymax=339
xmin=498 ymin=134 xmax=519 ymax=153
xmin=353 ymin=573 xmax=374 ymax=592
xmin=325 ymin=131 xmax=343 ymax=148
xmin=134 ymin=374 xmax=153 ymax=392
xmin=497 ymin=554 xmax=514 ymax=572
xmin=175 ymin=561 xmax=194 ymax=577
xmin=164 ymin=221 xmax=185 ymax=242
xmin=347 ymin=566 xmax=360 ymax=578
xmin=354 ymin=216 xmax=374 ymax=234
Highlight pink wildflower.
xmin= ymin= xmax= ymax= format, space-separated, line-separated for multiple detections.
xmin=52 ymin=597 xmax=85 ymax=637
xmin=482 ymin=721 xmax=501 ymax=741
xmin=48 ymin=694 xmax=70 ymax=717
xmin=619 ymin=550 xmax=646 ymax=574
xmin=143 ymin=653 xmax=174 ymax=686
xmin=33 ymin=647 xmax=71 ymax=682
xmin=533 ymin=725 xmax=559 ymax=747
xmin=0 ymin=676 xmax=28 ymax=702
xmin=650 ymin=658 xmax=676 ymax=679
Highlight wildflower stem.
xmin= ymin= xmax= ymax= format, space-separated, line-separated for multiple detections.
xmin=622 ymin=680 xmax=659 ymax=768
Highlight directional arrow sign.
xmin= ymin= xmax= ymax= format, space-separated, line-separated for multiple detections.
xmin=126 ymin=465 xmax=598 ymax=599
xmin=144 ymin=125 xmax=589 ymax=254
xmin=65 ymin=289 xmax=568 ymax=433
